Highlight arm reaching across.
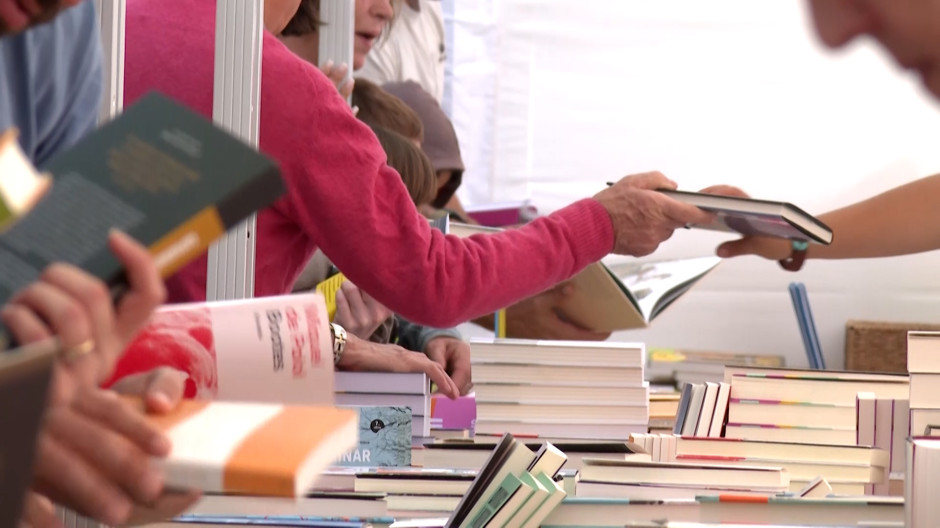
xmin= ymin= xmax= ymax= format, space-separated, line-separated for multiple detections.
xmin=716 ymin=175 xmax=940 ymax=262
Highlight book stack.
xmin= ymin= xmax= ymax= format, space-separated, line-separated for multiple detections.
xmin=421 ymin=439 xmax=650 ymax=472
xmin=335 ymin=372 xmax=432 ymax=440
xmin=855 ymin=393 xmax=908 ymax=495
xmin=573 ymin=457 xmax=790 ymax=500
xmin=649 ymin=391 xmax=681 ymax=433
xmin=672 ymin=436 xmax=889 ymax=495
xmin=907 ymin=436 xmax=940 ymax=527
xmin=906 ymin=331 xmax=940 ymax=437
xmin=671 ymin=381 xmax=731 ymax=438
xmin=354 ymin=468 xmax=478 ymax=517
xmin=628 ymin=434 xmax=890 ymax=496
xmin=722 ymin=366 xmax=909 ymax=447
xmin=646 ymin=348 xmax=785 ymax=388
xmin=469 ymin=338 xmax=648 ymax=440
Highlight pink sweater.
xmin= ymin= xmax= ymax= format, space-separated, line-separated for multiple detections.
xmin=123 ymin=0 xmax=614 ymax=328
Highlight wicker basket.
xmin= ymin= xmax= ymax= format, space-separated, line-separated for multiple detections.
xmin=845 ymin=319 xmax=940 ymax=373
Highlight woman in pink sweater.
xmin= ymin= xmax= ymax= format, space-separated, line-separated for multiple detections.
xmin=123 ymin=0 xmax=713 ymax=327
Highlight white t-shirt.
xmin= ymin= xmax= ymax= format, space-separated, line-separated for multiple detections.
xmin=358 ymin=0 xmax=445 ymax=103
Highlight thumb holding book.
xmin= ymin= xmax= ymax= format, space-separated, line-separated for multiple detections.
xmin=594 ymin=171 xmax=716 ymax=256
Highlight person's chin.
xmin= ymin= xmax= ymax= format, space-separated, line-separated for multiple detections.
xmin=352 ymin=53 xmax=365 ymax=71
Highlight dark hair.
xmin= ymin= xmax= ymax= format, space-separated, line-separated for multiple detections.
xmin=370 ymin=125 xmax=436 ymax=206
xmin=353 ymin=78 xmax=424 ymax=142
xmin=281 ymin=0 xmax=322 ymax=37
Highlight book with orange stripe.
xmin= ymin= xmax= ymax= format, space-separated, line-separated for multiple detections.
xmin=133 ymin=399 xmax=358 ymax=497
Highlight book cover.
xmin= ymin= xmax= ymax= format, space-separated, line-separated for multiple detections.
xmin=0 ymin=92 xmax=283 ymax=314
xmin=430 ymin=393 xmax=476 ymax=431
xmin=103 ymin=293 xmax=333 ymax=404
xmin=335 ymin=406 xmax=412 ymax=467
xmin=126 ymin=398 xmax=358 ymax=497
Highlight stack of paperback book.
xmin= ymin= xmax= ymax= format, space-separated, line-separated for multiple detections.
xmin=335 ymin=371 xmax=432 ymax=441
xmin=469 ymin=338 xmax=649 ymax=440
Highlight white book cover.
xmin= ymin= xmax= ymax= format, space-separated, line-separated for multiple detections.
xmin=106 ymin=293 xmax=333 ymax=404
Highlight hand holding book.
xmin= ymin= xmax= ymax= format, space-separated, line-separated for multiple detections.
xmin=29 ymin=368 xmax=198 ymax=527
xmin=593 ymin=172 xmax=715 ymax=257
xmin=3 ymin=230 xmax=166 ymax=407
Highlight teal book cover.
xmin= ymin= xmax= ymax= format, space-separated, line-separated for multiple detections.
xmin=337 ymin=406 xmax=412 ymax=467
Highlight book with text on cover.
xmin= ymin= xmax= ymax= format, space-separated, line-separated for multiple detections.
xmin=658 ymin=189 xmax=833 ymax=244
xmin=103 ymin=293 xmax=334 ymax=404
xmin=124 ymin=398 xmax=358 ymax=497
xmin=0 ymin=92 xmax=284 ymax=343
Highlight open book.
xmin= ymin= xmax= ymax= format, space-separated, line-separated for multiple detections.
xmin=659 ymin=189 xmax=833 ymax=244
xmin=560 ymin=257 xmax=721 ymax=333
xmin=437 ymin=219 xmax=720 ymax=333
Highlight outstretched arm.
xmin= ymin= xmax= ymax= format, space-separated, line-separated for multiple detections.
xmin=718 ymin=174 xmax=940 ymax=261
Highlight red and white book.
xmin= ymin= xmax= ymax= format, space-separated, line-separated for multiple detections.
xmin=104 ymin=293 xmax=333 ymax=404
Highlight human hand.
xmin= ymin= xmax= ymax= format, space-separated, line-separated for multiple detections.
xmin=30 ymin=368 xmax=199 ymax=526
xmin=334 ymin=281 xmax=394 ymax=340
xmin=321 ymin=60 xmax=354 ymax=100
xmin=423 ymin=337 xmax=472 ymax=396
xmin=593 ymin=172 xmax=714 ymax=256
xmin=698 ymin=185 xmax=794 ymax=260
xmin=1 ymin=230 xmax=166 ymax=405
xmin=338 ymin=333 xmax=460 ymax=399
xmin=505 ymin=282 xmax=613 ymax=341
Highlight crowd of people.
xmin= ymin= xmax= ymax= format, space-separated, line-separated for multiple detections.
xmin=2 ymin=0 xmax=940 ymax=525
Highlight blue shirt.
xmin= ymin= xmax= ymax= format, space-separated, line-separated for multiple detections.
xmin=0 ymin=0 xmax=102 ymax=167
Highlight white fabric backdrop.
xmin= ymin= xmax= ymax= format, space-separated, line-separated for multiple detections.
xmin=444 ymin=0 xmax=940 ymax=368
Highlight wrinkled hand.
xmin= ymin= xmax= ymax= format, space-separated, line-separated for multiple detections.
xmin=29 ymin=368 xmax=199 ymax=526
xmin=1 ymin=230 xmax=166 ymax=406
xmin=593 ymin=172 xmax=714 ymax=256
xmin=334 ymin=281 xmax=394 ymax=340
xmin=698 ymin=185 xmax=795 ymax=260
xmin=338 ymin=333 xmax=460 ymax=398
xmin=506 ymin=282 xmax=612 ymax=341
xmin=423 ymin=337 xmax=472 ymax=396
xmin=321 ymin=60 xmax=354 ymax=100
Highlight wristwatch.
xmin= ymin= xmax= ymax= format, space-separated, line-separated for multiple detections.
xmin=779 ymin=240 xmax=809 ymax=272
xmin=330 ymin=323 xmax=347 ymax=365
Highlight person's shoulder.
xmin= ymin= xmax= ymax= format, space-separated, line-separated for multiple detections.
xmin=261 ymin=33 xmax=331 ymax=99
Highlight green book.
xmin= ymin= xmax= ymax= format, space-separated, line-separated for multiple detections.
xmin=496 ymin=472 xmax=546 ymax=528
xmin=0 ymin=92 xmax=283 ymax=346
xmin=465 ymin=472 xmax=522 ymax=528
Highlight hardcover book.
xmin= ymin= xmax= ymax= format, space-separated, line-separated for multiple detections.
xmin=657 ymin=189 xmax=833 ymax=244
